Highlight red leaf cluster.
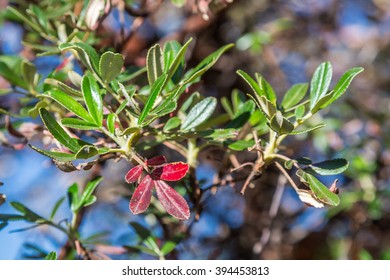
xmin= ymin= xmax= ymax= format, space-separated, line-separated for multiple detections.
xmin=125 ymin=156 xmax=190 ymax=220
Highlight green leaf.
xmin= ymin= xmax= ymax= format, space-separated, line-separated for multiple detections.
xmin=138 ymin=73 xmax=168 ymax=126
xmin=59 ymin=42 xmax=100 ymax=73
xmin=29 ymin=144 xmax=76 ymax=161
xmin=257 ymin=74 xmax=277 ymax=104
xmin=269 ymin=111 xmax=294 ymax=135
xmin=39 ymin=108 xmax=80 ymax=153
xmin=164 ymin=116 xmax=181 ymax=131
xmin=294 ymin=104 xmax=305 ymax=120
xmin=309 ymin=61 xmax=332 ymax=111
xmin=45 ymin=251 xmax=57 ymax=260
xmin=82 ymin=75 xmax=103 ymax=126
xmin=184 ymin=44 xmax=234 ymax=84
xmin=67 ymin=183 xmax=79 ymax=213
xmin=227 ymin=139 xmax=255 ymax=151
xmin=165 ymin=39 xmax=192 ymax=84
xmin=163 ymin=41 xmax=180 ymax=71
xmin=99 ymin=51 xmax=124 ymax=84
xmin=181 ymin=97 xmax=217 ymax=131
xmin=61 ymin=118 xmax=100 ymax=130
xmin=146 ymin=44 xmax=164 ymax=85
xmin=290 ymin=123 xmax=325 ymax=135
xmin=107 ymin=113 xmax=116 ymax=134
xmin=28 ymin=5 xmax=49 ymax=32
xmin=310 ymin=91 xmax=334 ymax=113
xmin=322 ymin=67 xmax=364 ymax=108
xmin=296 ymin=157 xmax=312 ymax=165
xmin=21 ymin=61 xmax=37 ymax=89
xmin=247 ymin=94 xmax=276 ymax=119
xmin=297 ymin=170 xmax=340 ymax=206
xmin=49 ymin=197 xmax=66 ymax=221
xmin=281 ymin=83 xmax=308 ymax=109
xmin=161 ymin=241 xmax=177 ymax=256
xmin=237 ymin=70 xmax=262 ymax=97
xmin=10 ymin=202 xmax=44 ymax=223
xmin=305 ymin=158 xmax=349 ymax=176
xmin=75 ymin=145 xmax=99 ymax=160
xmin=76 ymin=177 xmax=103 ymax=211
xmin=284 ymin=160 xmax=294 ymax=170
xmin=44 ymin=89 xmax=93 ymax=122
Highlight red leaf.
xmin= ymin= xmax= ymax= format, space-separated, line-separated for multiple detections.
xmin=155 ymin=180 xmax=190 ymax=220
xmin=125 ymin=165 xmax=143 ymax=183
xmin=152 ymin=162 xmax=189 ymax=181
xmin=129 ymin=175 xmax=154 ymax=214
xmin=146 ymin=155 xmax=167 ymax=166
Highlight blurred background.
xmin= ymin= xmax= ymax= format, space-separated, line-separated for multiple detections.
xmin=1 ymin=0 xmax=390 ymax=259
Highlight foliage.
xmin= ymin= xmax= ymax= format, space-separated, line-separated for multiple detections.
xmin=0 ymin=0 xmax=364 ymax=259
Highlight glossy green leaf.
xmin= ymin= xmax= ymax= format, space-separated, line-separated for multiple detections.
xmin=269 ymin=111 xmax=294 ymax=135
xmin=290 ymin=123 xmax=325 ymax=135
xmin=99 ymin=51 xmax=124 ymax=84
xmin=61 ymin=118 xmax=100 ymax=130
xmin=322 ymin=67 xmax=364 ymax=108
xmin=39 ymin=108 xmax=80 ymax=153
xmin=29 ymin=145 xmax=76 ymax=161
xmin=44 ymin=89 xmax=93 ymax=122
xmin=281 ymin=83 xmax=308 ymax=109
xmin=181 ymin=97 xmax=217 ymax=131
xmin=310 ymin=61 xmax=332 ymax=111
xmin=138 ymin=73 xmax=168 ymax=126
xmin=82 ymin=75 xmax=103 ymax=126
xmin=297 ymin=170 xmax=340 ymax=206
xmin=306 ymin=158 xmax=349 ymax=175
xmin=164 ymin=116 xmax=181 ymax=131
xmin=107 ymin=113 xmax=116 ymax=134
xmin=161 ymin=241 xmax=177 ymax=255
xmin=146 ymin=44 xmax=164 ymax=85
xmin=59 ymin=42 xmax=100 ymax=73
xmin=45 ymin=251 xmax=57 ymax=260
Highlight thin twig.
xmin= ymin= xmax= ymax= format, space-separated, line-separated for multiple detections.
xmin=253 ymin=174 xmax=286 ymax=255
xmin=274 ymin=161 xmax=299 ymax=192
